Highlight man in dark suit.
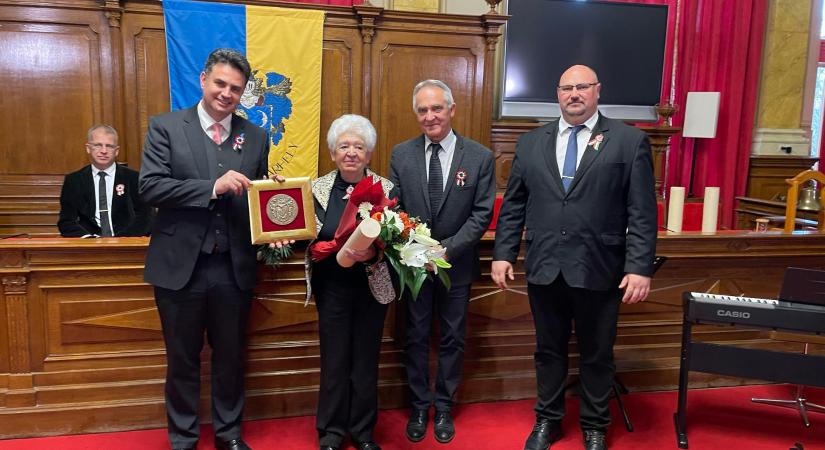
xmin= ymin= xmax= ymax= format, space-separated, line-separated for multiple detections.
xmin=58 ymin=124 xmax=152 ymax=237
xmin=390 ymin=79 xmax=495 ymax=444
xmin=139 ymin=48 xmax=269 ymax=450
xmin=491 ymin=65 xmax=657 ymax=450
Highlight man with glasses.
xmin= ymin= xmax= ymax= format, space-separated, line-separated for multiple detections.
xmin=491 ymin=65 xmax=657 ymax=450
xmin=58 ymin=124 xmax=152 ymax=237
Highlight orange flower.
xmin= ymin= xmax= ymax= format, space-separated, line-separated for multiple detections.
xmin=399 ymin=212 xmax=414 ymax=230
xmin=372 ymin=211 xmax=383 ymax=221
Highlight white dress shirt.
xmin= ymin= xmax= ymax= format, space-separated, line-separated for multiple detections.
xmin=197 ymin=100 xmax=232 ymax=144
xmin=424 ymin=129 xmax=456 ymax=191
xmin=91 ymin=163 xmax=117 ymax=230
xmin=556 ymin=112 xmax=600 ymax=179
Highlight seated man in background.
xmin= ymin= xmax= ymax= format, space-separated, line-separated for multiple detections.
xmin=58 ymin=124 xmax=152 ymax=237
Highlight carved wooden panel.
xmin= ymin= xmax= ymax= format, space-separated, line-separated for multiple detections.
xmin=490 ymin=122 xmax=540 ymax=191
xmin=1 ymin=233 xmax=824 ymax=436
xmin=317 ymin=28 xmax=362 ymax=177
xmin=746 ymin=155 xmax=818 ymax=201
xmin=371 ymin=31 xmax=486 ymax=176
xmin=120 ymin=9 xmax=168 ymax=170
xmin=0 ymin=174 xmax=62 ymax=237
xmin=0 ymin=5 xmax=113 ymax=176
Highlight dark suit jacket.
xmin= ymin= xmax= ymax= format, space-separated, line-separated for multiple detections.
xmin=493 ymin=114 xmax=657 ymax=291
xmin=139 ymin=106 xmax=269 ymax=291
xmin=390 ymin=133 xmax=496 ymax=286
xmin=58 ymin=164 xmax=153 ymax=237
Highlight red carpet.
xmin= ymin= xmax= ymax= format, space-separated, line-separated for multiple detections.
xmin=1 ymin=385 xmax=823 ymax=449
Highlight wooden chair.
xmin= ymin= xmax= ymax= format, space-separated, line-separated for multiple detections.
xmin=751 ymin=331 xmax=825 ymax=427
xmin=782 ymin=170 xmax=825 ymax=232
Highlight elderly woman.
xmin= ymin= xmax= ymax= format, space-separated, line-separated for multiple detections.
xmin=308 ymin=114 xmax=396 ymax=450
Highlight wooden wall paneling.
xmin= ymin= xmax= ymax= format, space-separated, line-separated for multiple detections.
xmin=746 ymin=155 xmax=818 ymax=201
xmin=0 ymin=4 xmax=114 ymax=175
xmin=370 ymin=15 xmax=489 ymax=177
xmin=0 ymin=2 xmax=118 ymax=237
xmin=0 ymin=174 xmax=62 ymax=237
xmin=316 ymin=21 xmax=363 ymax=177
xmin=2 ymin=232 xmax=825 ymax=437
xmin=490 ymin=121 xmax=540 ymax=191
xmin=120 ymin=4 xmax=168 ymax=170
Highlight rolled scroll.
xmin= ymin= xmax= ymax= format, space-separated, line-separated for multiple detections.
xmin=336 ymin=217 xmax=381 ymax=267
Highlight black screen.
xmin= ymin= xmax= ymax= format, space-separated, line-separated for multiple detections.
xmin=504 ymin=0 xmax=668 ymax=106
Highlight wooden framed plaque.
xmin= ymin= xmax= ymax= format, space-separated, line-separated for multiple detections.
xmin=248 ymin=177 xmax=317 ymax=244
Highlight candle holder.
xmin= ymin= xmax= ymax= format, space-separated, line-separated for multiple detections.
xmin=655 ymin=102 xmax=678 ymax=125
xmin=485 ymin=0 xmax=503 ymax=14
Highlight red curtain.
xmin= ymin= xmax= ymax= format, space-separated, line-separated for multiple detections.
xmin=668 ymin=0 xmax=767 ymax=229
xmin=604 ymin=1 xmax=767 ymax=228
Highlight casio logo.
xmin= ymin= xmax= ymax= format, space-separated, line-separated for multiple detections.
xmin=717 ymin=309 xmax=751 ymax=319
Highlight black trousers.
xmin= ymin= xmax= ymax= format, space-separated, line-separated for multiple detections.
xmin=315 ymin=282 xmax=389 ymax=447
xmin=154 ymin=252 xmax=252 ymax=448
xmin=528 ymin=275 xmax=621 ymax=431
xmin=404 ymin=280 xmax=471 ymax=412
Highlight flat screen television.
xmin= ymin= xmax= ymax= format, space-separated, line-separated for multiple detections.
xmin=501 ymin=0 xmax=669 ymax=122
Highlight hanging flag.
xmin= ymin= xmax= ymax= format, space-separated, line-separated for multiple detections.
xmin=164 ymin=0 xmax=324 ymax=178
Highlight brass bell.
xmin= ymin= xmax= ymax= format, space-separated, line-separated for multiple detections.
xmin=797 ymin=180 xmax=822 ymax=212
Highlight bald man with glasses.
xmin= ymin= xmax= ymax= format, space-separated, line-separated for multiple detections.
xmin=58 ymin=124 xmax=153 ymax=237
xmin=492 ymin=65 xmax=657 ymax=450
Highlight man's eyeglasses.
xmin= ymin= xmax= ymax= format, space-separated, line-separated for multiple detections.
xmin=557 ymin=82 xmax=599 ymax=93
xmin=87 ymin=143 xmax=119 ymax=151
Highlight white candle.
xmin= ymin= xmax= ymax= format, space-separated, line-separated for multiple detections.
xmin=667 ymin=187 xmax=685 ymax=232
xmin=336 ymin=217 xmax=381 ymax=267
xmin=702 ymin=187 xmax=720 ymax=233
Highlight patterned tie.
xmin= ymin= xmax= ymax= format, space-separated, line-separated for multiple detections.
xmin=428 ymin=143 xmax=443 ymax=216
xmin=97 ymin=171 xmax=113 ymax=237
xmin=562 ymin=125 xmax=585 ymax=192
xmin=209 ymin=123 xmax=223 ymax=144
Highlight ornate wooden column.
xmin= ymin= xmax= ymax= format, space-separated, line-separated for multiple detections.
xmin=480 ymin=11 xmax=506 ymax=148
xmin=355 ymin=5 xmax=382 ymax=118
xmin=103 ymin=0 xmax=126 ymax=143
xmin=2 ymin=272 xmax=35 ymax=408
xmin=638 ymin=124 xmax=681 ymax=200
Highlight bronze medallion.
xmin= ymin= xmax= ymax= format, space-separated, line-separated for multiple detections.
xmin=266 ymin=193 xmax=299 ymax=225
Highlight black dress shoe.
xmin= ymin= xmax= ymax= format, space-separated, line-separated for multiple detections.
xmin=215 ymin=438 xmax=252 ymax=450
xmin=406 ymin=409 xmax=428 ymax=442
xmin=524 ymin=417 xmax=562 ymax=450
xmin=355 ymin=441 xmax=381 ymax=450
xmin=433 ymin=411 xmax=455 ymax=443
xmin=583 ymin=429 xmax=607 ymax=450
xmin=172 ymin=447 xmax=195 ymax=450
xmin=319 ymin=446 xmax=338 ymax=450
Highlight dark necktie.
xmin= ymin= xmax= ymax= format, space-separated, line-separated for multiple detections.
xmin=97 ymin=171 xmax=113 ymax=237
xmin=428 ymin=143 xmax=443 ymax=215
xmin=562 ymin=125 xmax=586 ymax=192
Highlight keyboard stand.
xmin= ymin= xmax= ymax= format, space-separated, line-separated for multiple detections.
xmin=673 ymin=294 xmax=825 ymax=449
xmin=751 ymin=343 xmax=825 ymax=427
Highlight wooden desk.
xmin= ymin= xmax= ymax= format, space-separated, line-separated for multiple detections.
xmin=2 ymin=232 xmax=825 ymax=437
xmin=735 ymin=196 xmax=819 ymax=230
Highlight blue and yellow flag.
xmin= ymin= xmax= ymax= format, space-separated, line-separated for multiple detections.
xmin=164 ymin=0 xmax=324 ymax=178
